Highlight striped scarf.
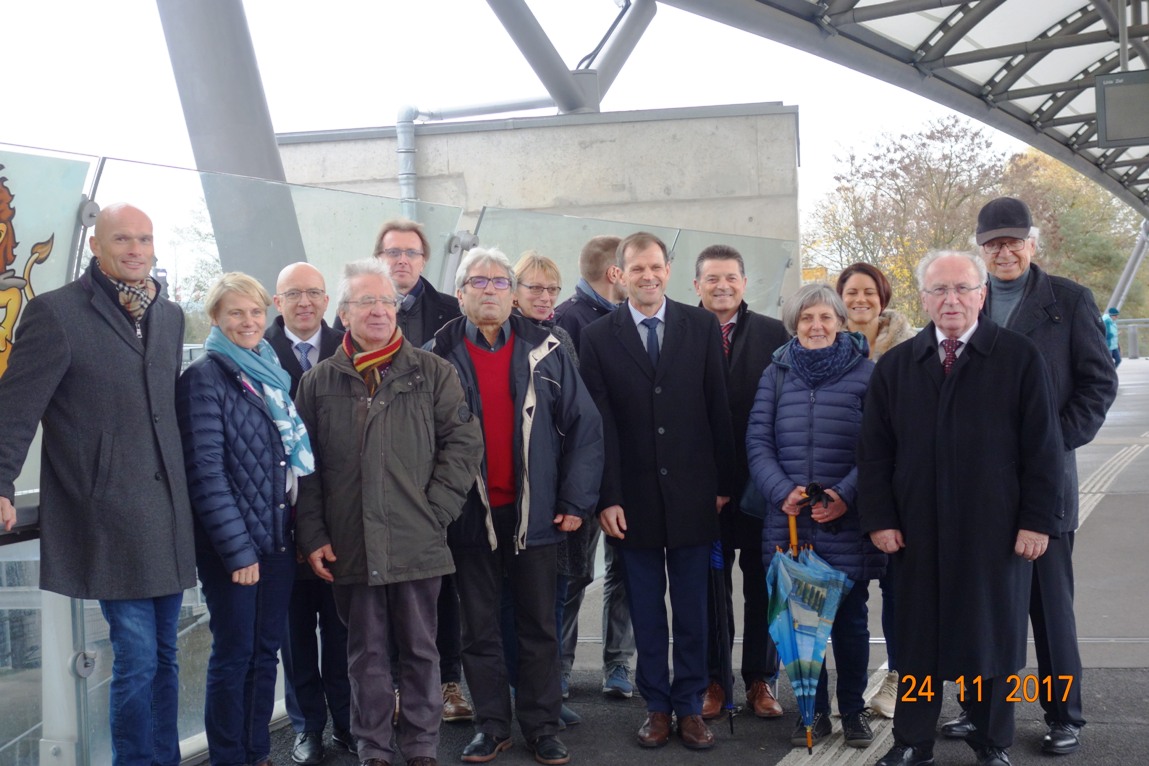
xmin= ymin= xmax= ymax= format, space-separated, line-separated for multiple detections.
xmin=343 ymin=328 xmax=404 ymax=394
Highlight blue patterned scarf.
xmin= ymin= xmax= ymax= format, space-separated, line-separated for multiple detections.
xmin=204 ymin=326 xmax=315 ymax=480
xmin=788 ymin=332 xmax=858 ymax=389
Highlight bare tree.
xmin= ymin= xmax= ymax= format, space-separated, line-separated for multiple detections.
xmin=803 ymin=115 xmax=1008 ymax=323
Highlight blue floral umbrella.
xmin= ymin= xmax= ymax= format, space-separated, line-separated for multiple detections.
xmin=766 ymin=517 xmax=854 ymax=753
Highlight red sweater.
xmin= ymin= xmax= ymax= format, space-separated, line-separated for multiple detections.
xmin=465 ymin=335 xmax=517 ymax=507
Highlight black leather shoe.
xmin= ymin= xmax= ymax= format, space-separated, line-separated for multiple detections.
xmin=333 ymin=729 xmax=358 ymax=753
xmin=461 ymin=733 xmax=512 ymax=763
xmin=875 ymin=744 xmax=935 ymax=766
xmin=941 ymin=710 xmax=976 ymax=739
xmin=974 ymin=746 xmax=1010 ymax=766
xmin=291 ymin=731 xmax=323 ymax=765
xmin=1042 ymin=722 xmax=1082 ymax=755
xmin=528 ymin=735 xmax=570 ymax=765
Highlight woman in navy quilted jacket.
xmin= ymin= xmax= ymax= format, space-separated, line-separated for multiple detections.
xmin=745 ymin=283 xmax=884 ymax=751
xmin=176 ymin=272 xmax=314 ymax=766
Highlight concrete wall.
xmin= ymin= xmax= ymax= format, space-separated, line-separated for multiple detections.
xmin=277 ymin=102 xmax=801 ymax=299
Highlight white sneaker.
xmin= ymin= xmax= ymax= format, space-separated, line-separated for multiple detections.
xmin=869 ymin=670 xmax=898 ymax=718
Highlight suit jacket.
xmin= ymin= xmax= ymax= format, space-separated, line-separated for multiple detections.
xmin=985 ymin=264 xmax=1118 ymax=532
xmin=264 ymin=316 xmax=343 ymax=397
xmin=580 ymin=298 xmax=735 ymax=550
xmin=399 ymin=275 xmax=462 ymax=347
xmin=721 ymin=302 xmax=790 ymax=547
xmin=0 ymin=260 xmax=196 ymax=599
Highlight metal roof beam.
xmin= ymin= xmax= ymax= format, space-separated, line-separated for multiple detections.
xmin=917 ymin=0 xmax=1007 ymax=63
xmin=927 ymin=29 xmax=1117 ymax=69
xmin=829 ymin=0 xmax=963 ymax=26
xmin=1096 ymin=0 xmax=1149 ymax=71
xmin=486 ymin=0 xmax=596 ymax=113
xmin=656 ymin=0 xmax=1149 ymax=218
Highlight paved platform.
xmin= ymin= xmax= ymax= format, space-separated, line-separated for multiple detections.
xmin=261 ymin=359 xmax=1149 ymax=766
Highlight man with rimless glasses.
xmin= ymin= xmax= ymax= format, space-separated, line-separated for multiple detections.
xmin=860 ymin=249 xmax=1064 ymax=766
xmin=428 ymin=248 xmax=603 ymax=766
xmin=937 ymin=198 xmax=1116 ymax=758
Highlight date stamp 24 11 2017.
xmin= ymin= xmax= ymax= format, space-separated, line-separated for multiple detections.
xmin=897 ymin=674 xmax=1075 ymax=704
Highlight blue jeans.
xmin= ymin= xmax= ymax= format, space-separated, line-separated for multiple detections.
xmin=814 ymin=579 xmax=871 ymax=717
xmin=99 ymin=592 xmax=184 ymax=766
xmin=198 ymin=549 xmax=296 ymax=766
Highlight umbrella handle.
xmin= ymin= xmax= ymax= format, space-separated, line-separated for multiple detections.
xmin=789 ymin=514 xmax=799 ymax=558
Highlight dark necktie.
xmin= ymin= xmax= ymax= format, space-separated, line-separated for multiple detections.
xmin=721 ymin=322 xmax=734 ymax=358
xmin=641 ymin=317 xmax=660 ymax=366
xmin=941 ymin=338 xmax=962 ymax=376
xmin=296 ymin=341 xmax=313 ymax=372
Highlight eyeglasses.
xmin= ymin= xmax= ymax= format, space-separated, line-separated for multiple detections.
xmin=981 ymin=238 xmax=1028 ymax=254
xmin=278 ymin=289 xmax=326 ymax=302
xmin=464 ymin=276 xmax=512 ymax=291
xmin=342 ymin=295 xmax=402 ymax=309
xmin=378 ymin=248 xmax=425 ymax=260
xmin=519 ymin=283 xmax=561 ymax=297
xmin=922 ymin=284 xmax=983 ymax=298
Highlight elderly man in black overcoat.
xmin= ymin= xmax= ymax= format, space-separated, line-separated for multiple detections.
xmin=858 ymin=250 xmax=1064 ymax=766
xmin=936 ymin=197 xmax=1118 ymax=756
xmin=580 ymin=232 xmax=735 ymax=751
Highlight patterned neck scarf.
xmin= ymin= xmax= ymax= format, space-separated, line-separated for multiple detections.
xmin=789 ymin=332 xmax=857 ymax=389
xmin=97 ymin=259 xmax=156 ymax=321
xmin=203 ymin=327 xmax=315 ymax=481
xmin=343 ymin=328 xmax=404 ymax=395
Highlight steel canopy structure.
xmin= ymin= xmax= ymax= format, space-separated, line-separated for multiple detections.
xmin=659 ymin=0 xmax=1149 ymax=219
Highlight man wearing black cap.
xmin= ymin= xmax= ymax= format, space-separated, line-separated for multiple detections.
xmin=939 ymin=196 xmax=1118 ymax=756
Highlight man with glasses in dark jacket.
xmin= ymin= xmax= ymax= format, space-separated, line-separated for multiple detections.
xmin=428 ymin=247 xmax=603 ymax=766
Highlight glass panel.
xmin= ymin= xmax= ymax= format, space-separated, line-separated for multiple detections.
xmin=1 ymin=145 xmax=465 ymax=765
xmin=0 ymin=542 xmax=43 ymax=766
xmin=474 ymin=207 xmax=793 ymax=316
xmin=670 ymin=229 xmax=793 ymax=318
xmin=81 ymin=588 xmax=209 ymax=765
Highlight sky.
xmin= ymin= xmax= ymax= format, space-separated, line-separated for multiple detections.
xmin=5 ymin=0 xmax=1027 ymax=220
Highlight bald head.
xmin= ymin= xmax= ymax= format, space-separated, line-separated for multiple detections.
xmin=273 ymin=262 xmax=330 ymax=338
xmin=89 ymin=203 xmax=155 ymax=284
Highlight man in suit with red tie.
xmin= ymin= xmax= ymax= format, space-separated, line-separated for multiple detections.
xmin=579 ymin=232 xmax=735 ymax=751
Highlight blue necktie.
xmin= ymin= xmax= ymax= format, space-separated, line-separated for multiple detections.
xmin=641 ymin=317 xmax=660 ymax=366
xmin=296 ymin=342 xmax=313 ymax=371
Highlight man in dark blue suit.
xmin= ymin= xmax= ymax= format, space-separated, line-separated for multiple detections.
xmin=264 ymin=262 xmax=351 ymax=765
xmin=580 ymin=232 xmax=735 ymax=751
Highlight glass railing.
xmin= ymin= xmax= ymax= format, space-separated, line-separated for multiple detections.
xmin=473 ymin=207 xmax=794 ymax=316
xmin=0 ymin=143 xmax=797 ymax=765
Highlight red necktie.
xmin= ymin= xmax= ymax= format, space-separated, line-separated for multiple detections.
xmin=721 ymin=322 xmax=734 ymax=358
xmin=941 ymin=338 xmax=962 ymax=376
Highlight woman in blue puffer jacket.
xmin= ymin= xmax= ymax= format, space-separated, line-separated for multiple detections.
xmin=746 ymin=283 xmax=885 ymax=751
xmin=176 ymin=273 xmax=314 ymax=766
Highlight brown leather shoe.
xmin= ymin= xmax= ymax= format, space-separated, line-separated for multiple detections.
xmin=442 ymin=682 xmax=474 ymax=722
xmin=746 ymin=679 xmax=784 ymax=718
xmin=678 ymin=714 xmax=716 ymax=750
xmin=636 ymin=712 xmax=672 ymax=748
xmin=701 ymin=680 xmax=724 ymax=720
